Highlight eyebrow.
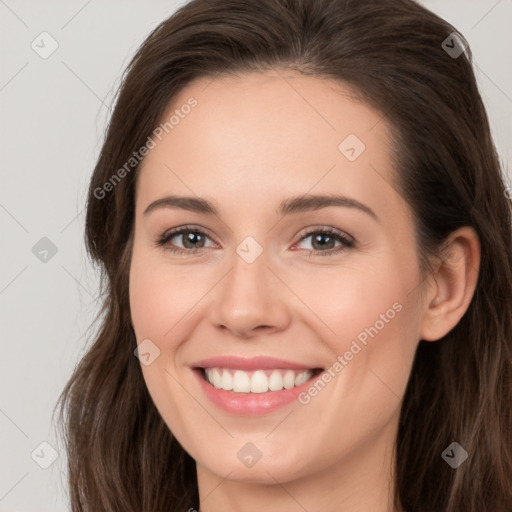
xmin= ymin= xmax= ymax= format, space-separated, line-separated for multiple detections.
xmin=143 ymin=193 xmax=379 ymax=222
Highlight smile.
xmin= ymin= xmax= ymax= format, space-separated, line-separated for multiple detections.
xmin=190 ymin=356 xmax=325 ymax=415
xmin=203 ymin=367 xmax=322 ymax=393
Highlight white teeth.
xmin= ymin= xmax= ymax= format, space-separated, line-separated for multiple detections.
xmin=221 ymin=369 xmax=233 ymax=390
xmin=250 ymin=371 xmax=268 ymax=393
xmin=283 ymin=370 xmax=295 ymax=389
xmin=212 ymin=368 xmax=222 ymax=389
xmin=268 ymin=370 xmax=283 ymax=391
xmin=204 ymin=368 xmax=314 ymax=393
xmin=295 ymin=371 xmax=307 ymax=386
xmin=232 ymin=370 xmax=251 ymax=392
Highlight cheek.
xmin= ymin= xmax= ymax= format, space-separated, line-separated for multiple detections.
xmin=302 ymin=261 xmax=419 ymax=398
xmin=128 ymin=252 xmax=199 ymax=438
xmin=129 ymin=249 xmax=204 ymax=341
xmin=292 ymin=260 xmax=412 ymax=344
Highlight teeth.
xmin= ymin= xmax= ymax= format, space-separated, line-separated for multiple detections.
xmin=268 ymin=370 xmax=283 ymax=391
xmin=212 ymin=368 xmax=222 ymax=389
xmin=283 ymin=370 xmax=295 ymax=389
xmin=251 ymin=370 xmax=268 ymax=393
xmin=221 ymin=369 xmax=233 ymax=390
xmin=232 ymin=370 xmax=251 ymax=392
xmin=204 ymin=368 xmax=314 ymax=393
xmin=295 ymin=371 xmax=307 ymax=386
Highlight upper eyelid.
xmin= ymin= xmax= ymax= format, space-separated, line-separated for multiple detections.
xmin=162 ymin=225 xmax=217 ymax=243
xmin=161 ymin=225 xmax=354 ymax=247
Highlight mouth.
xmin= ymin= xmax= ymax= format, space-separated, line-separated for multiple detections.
xmin=190 ymin=356 xmax=325 ymax=414
xmin=197 ymin=367 xmax=324 ymax=393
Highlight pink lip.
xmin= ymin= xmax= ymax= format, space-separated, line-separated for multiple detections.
xmin=190 ymin=356 xmax=323 ymax=416
xmin=191 ymin=356 xmax=317 ymax=371
xmin=193 ymin=370 xmax=320 ymax=415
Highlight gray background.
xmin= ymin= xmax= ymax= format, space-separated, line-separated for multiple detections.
xmin=1 ymin=1 xmax=511 ymax=510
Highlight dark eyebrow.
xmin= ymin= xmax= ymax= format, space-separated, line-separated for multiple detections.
xmin=143 ymin=194 xmax=379 ymax=222
xmin=278 ymin=194 xmax=378 ymax=222
xmin=144 ymin=196 xmax=217 ymax=216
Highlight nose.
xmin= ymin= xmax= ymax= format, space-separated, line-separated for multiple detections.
xmin=207 ymin=248 xmax=291 ymax=339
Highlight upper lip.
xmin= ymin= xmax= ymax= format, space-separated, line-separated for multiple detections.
xmin=191 ymin=356 xmax=322 ymax=371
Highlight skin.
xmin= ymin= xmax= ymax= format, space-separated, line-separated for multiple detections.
xmin=129 ymin=69 xmax=480 ymax=512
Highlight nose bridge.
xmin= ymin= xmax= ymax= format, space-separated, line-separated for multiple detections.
xmin=208 ymin=235 xmax=290 ymax=337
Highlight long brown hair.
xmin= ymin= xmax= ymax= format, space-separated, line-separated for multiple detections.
xmin=54 ymin=0 xmax=512 ymax=510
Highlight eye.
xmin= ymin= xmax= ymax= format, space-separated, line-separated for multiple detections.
xmin=294 ymin=227 xmax=355 ymax=256
xmin=154 ymin=225 xmax=355 ymax=257
xmin=154 ymin=225 xmax=215 ymax=255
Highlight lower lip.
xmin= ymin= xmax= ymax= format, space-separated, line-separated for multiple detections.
xmin=193 ymin=369 xmax=319 ymax=416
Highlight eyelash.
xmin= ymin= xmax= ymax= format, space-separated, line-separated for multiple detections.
xmin=154 ymin=224 xmax=355 ymax=257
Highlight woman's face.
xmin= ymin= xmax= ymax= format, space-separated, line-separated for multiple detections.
xmin=129 ymin=70 xmax=427 ymax=487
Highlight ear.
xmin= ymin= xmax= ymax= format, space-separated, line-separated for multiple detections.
xmin=418 ymin=226 xmax=481 ymax=342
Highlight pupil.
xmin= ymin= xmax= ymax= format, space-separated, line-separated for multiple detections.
xmin=313 ymin=233 xmax=334 ymax=250
xmin=184 ymin=231 xmax=204 ymax=249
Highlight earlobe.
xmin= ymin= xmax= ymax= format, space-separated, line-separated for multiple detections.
xmin=418 ymin=226 xmax=481 ymax=342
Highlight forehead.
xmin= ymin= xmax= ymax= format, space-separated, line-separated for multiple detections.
xmin=135 ymin=70 xmax=402 ymax=223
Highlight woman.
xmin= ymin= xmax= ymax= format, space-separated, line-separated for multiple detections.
xmin=55 ymin=0 xmax=512 ymax=510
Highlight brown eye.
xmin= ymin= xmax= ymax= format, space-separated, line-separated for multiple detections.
xmin=155 ymin=226 xmax=215 ymax=255
xmin=295 ymin=228 xmax=355 ymax=256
